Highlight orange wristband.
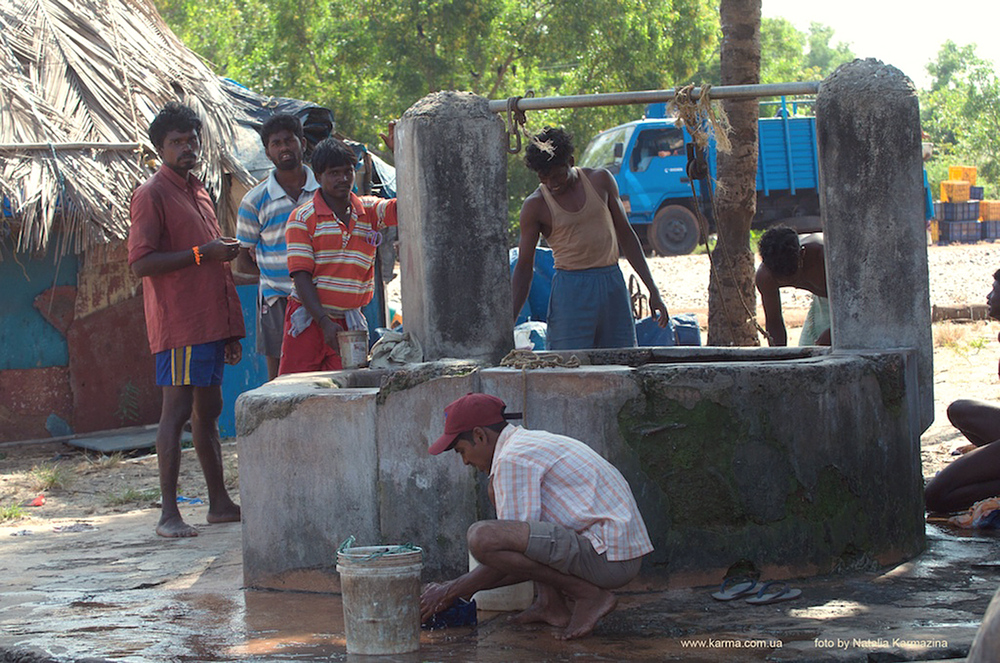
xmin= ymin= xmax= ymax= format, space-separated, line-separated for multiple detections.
xmin=192 ymin=245 xmax=202 ymax=265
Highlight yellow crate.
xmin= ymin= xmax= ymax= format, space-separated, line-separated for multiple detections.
xmin=929 ymin=219 xmax=940 ymax=243
xmin=941 ymin=180 xmax=971 ymax=202
xmin=949 ymin=165 xmax=978 ymax=186
xmin=981 ymin=200 xmax=1000 ymax=222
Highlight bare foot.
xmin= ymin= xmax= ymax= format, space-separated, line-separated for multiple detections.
xmin=559 ymin=590 xmax=617 ymax=640
xmin=951 ymin=442 xmax=977 ymax=456
xmin=512 ymin=600 xmax=571 ymax=628
xmin=156 ymin=515 xmax=199 ymax=538
xmin=207 ymin=503 xmax=241 ymax=524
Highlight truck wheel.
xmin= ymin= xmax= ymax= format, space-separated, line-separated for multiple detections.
xmin=651 ymin=205 xmax=700 ymax=256
xmin=635 ymin=225 xmax=654 ymax=256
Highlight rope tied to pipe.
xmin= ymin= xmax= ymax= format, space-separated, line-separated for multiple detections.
xmin=505 ymin=91 xmax=534 ymax=154
xmin=671 ymin=84 xmax=768 ymax=344
xmin=668 ymin=84 xmax=732 ymax=154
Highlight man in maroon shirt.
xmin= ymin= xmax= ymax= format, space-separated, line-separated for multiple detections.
xmin=128 ymin=102 xmax=245 ymax=538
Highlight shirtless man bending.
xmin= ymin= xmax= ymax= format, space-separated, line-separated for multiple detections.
xmin=420 ymin=393 xmax=653 ymax=640
xmin=755 ymin=227 xmax=830 ymax=346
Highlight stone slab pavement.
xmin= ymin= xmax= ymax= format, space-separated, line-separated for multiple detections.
xmin=0 ymin=504 xmax=997 ymax=662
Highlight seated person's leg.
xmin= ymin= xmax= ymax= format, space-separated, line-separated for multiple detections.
xmin=948 ymin=399 xmax=1000 ymax=447
xmin=926 ymin=440 xmax=1000 ymax=513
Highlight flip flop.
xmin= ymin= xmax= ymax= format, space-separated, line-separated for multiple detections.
xmin=711 ymin=576 xmax=758 ymax=601
xmin=745 ymin=581 xmax=801 ymax=605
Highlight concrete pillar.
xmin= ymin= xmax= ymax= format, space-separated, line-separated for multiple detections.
xmin=237 ymin=381 xmax=381 ymax=591
xmin=816 ymin=58 xmax=934 ymax=433
xmin=395 ymin=91 xmax=512 ymax=363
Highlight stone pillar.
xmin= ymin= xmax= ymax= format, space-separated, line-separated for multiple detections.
xmin=395 ymin=91 xmax=512 ymax=363
xmin=816 ymin=59 xmax=934 ymax=433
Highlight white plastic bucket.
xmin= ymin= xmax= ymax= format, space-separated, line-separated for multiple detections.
xmin=337 ymin=545 xmax=423 ymax=655
xmin=468 ymin=551 xmax=534 ymax=611
xmin=337 ymin=330 xmax=369 ymax=369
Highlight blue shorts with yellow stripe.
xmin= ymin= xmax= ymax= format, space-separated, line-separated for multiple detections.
xmin=155 ymin=340 xmax=226 ymax=387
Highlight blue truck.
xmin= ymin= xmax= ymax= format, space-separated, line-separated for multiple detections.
xmin=578 ymin=98 xmax=821 ymax=255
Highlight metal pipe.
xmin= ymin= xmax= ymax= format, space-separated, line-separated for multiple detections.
xmin=0 ymin=142 xmax=142 ymax=151
xmin=487 ymin=82 xmax=821 ymax=114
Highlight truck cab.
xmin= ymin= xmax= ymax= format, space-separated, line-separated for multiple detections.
xmin=579 ymin=99 xmax=822 ymax=255
xmin=579 ymin=118 xmax=710 ymax=255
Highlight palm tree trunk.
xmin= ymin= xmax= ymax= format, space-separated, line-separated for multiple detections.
xmin=707 ymin=0 xmax=761 ymax=346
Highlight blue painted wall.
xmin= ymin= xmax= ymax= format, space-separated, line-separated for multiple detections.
xmin=219 ymin=284 xmax=269 ymax=437
xmin=0 ymin=242 xmax=79 ymax=370
xmin=219 ymin=279 xmax=388 ymax=437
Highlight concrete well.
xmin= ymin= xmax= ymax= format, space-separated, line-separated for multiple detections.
xmin=237 ymin=63 xmax=929 ymax=592
xmin=236 ymin=347 xmax=925 ymax=591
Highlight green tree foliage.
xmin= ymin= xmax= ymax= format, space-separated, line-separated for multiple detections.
xmin=155 ymin=0 xmax=719 ymax=229
xmin=921 ymin=41 xmax=1000 ymax=198
xmin=692 ymin=18 xmax=853 ymax=91
xmin=155 ymin=0 xmax=717 ymax=146
xmin=803 ymin=22 xmax=853 ymax=75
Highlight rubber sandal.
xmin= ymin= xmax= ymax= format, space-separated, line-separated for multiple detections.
xmin=711 ymin=576 xmax=758 ymax=601
xmin=745 ymin=581 xmax=802 ymax=605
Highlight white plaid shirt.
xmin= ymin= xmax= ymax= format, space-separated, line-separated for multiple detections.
xmin=490 ymin=425 xmax=653 ymax=561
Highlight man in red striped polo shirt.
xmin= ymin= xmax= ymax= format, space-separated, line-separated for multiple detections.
xmin=279 ymin=137 xmax=396 ymax=374
xmin=421 ymin=393 xmax=653 ymax=640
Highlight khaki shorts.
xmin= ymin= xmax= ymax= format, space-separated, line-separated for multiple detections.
xmin=523 ymin=521 xmax=642 ymax=589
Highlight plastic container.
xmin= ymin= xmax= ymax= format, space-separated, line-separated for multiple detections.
xmin=941 ymin=201 xmax=979 ymax=221
xmin=337 ymin=545 xmax=423 ymax=655
xmin=468 ymin=551 xmax=534 ymax=611
xmin=939 ymin=220 xmax=980 ymax=244
xmin=982 ymin=220 xmax=1000 ymax=240
xmin=981 ymin=200 xmax=1000 ymax=222
xmin=941 ymin=180 xmax=971 ymax=203
xmin=948 ymin=165 xmax=977 ymax=186
xmin=337 ymin=330 xmax=369 ymax=369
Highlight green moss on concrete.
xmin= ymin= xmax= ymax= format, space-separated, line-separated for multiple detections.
xmin=236 ymin=393 xmax=315 ymax=437
xmin=376 ymin=361 xmax=481 ymax=404
xmin=785 ymin=465 xmax=856 ymax=522
xmin=870 ymin=354 xmax=907 ymax=418
xmin=619 ymin=388 xmax=748 ymax=529
xmin=620 ymin=368 xmax=904 ymax=573
xmin=312 ymin=378 xmax=339 ymax=389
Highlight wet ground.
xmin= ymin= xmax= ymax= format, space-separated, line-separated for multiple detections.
xmin=0 ymin=503 xmax=997 ymax=663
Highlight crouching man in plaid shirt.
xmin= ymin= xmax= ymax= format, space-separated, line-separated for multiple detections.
xmin=422 ymin=393 xmax=653 ymax=640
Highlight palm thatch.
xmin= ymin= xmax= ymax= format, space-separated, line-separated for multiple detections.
xmin=0 ymin=0 xmax=254 ymax=257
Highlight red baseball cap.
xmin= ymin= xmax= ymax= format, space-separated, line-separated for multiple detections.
xmin=429 ymin=393 xmax=510 ymax=455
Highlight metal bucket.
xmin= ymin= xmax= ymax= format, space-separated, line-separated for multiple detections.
xmin=337 ymin=330 xmax=369 ymax=369
xmin=336 ymin=545 xmax=423 ymax=655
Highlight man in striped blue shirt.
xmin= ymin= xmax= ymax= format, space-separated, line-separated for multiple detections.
xmin=236 ymin=114 xmax=320 ymax=379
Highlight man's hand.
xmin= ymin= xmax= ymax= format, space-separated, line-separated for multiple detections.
xmin=420 ymin=581 xmax=454 ymax=622
xmin=319 ymin=315 xmax=343 ymax=350
xmin=379 ymin=120 xmax=396 ymax=152
xmin=224 ymin=339 xmax=242 ymax=365
xmin=200 ymin=237 xmax=241 ymax=263
xmin=649 ymin=292 xmax=670 ymax=328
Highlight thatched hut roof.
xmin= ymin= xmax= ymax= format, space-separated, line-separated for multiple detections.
xmin=0 ymin=0 xmax=254 ymax=256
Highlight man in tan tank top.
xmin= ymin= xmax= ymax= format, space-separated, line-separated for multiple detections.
xmin=511 ymin=127 xmax=669 ymax=350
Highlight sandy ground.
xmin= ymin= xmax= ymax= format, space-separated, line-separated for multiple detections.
xmin=2 ymin=242 xmax=1000 ymax=530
